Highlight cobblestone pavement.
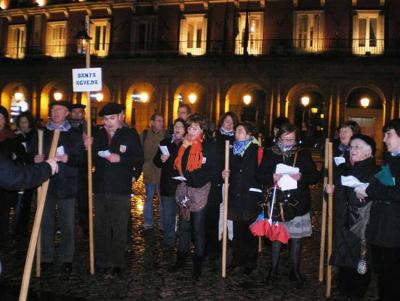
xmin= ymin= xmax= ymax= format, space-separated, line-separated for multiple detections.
xmin=1 ymin=179 xmax=378 ymax=301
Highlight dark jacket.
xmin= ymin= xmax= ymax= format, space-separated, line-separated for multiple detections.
xmin=153 ymin=137 xmax=181 ymax=197
xmin=29 ymin=127 xmax=83 ymax=199
xmin=257 ymin=145 xmax=319 ymax=217
xmin=366 ymin=154 xmax=400 ymax=248
xmin=228 ymin=142 xmax=263 ymax=221
xmin=0 ymin=152 xmax=52 ymax=191
xmin=93 ymin=127 xmax=143 ymax=195
xmin=179 ymin=140 xmax=217 ymax=188
xmin=332 ymin=157 xmax=379 ymax=268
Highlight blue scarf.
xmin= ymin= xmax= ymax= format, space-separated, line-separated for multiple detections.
xmin=220 ymin=127 xmax=235 ymax=137
xmin=391 ymin=150 xmax=400 ymax=157
xmin=46 ymin=120 xmax=71 ymax=132
xmin=233 ymin=138 xmax=252 ymax=156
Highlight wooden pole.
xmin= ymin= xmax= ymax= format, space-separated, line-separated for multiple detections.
xmin=221 ymin=140 xmax=230 ymax=278
xmin=84 ymin=15 xmax=95 ymax=275
xmin=318 ymin=138 xmax=329 ymax=282
xmin=258 ymin=237 xmax=262 ymax=253
xmin=35 ymin=129 xmax=44 ymax=278
xmin=326 ymin=142 xmax=333 ymax=298
xmin=19 ymin=129 xmax=60 ymax=301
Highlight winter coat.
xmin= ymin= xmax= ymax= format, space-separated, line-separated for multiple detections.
xmin=153 ymin=137 xmax=181 ymax=197
xmin=0 ymin=152 xmax=52 ymax=191
xmin=332 ymin=157 xmax=379 ymax=268
xmin=93 ymin=127 xmax=143 ymax=195
xmin=228 ymin=143 xmax=263 ymax=221
xmin=366 ymin=154 xmax=400 ymax=248
xmin=257 ymin=145 xmax=319 ymax=217
xmin=140 ymin=128 xmax=166 ymax=184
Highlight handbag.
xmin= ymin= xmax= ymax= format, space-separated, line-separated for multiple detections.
xmin=176 ymin=181 xmax=211 ymax=220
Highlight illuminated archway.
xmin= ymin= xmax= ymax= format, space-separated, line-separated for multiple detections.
xmin=173 ymin=83 xmax=207 ymax=120
xmin=125 ymin=82 xmax=156 ymax=132
xmin=1 ymin=82 xmax=29 ymax=114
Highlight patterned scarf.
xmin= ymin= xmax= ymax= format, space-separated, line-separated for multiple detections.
xmin=46 ymin=120 xmax=71 ymax=132
xmin=338 ymin=143 xmax=351 ymax=154
xmin=391 ymin=150 xmax=400 ymax=157
xmin=220 ymin=127 xmax=235 ymax=137
xmin=174 ymin=136 xmax=203 ymax=175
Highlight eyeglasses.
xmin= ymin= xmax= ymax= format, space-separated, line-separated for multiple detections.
xmin=280 ymin=138 xmax=296 ymax=143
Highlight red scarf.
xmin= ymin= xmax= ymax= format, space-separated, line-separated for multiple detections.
xmin=174 ymin=136 xmax=203 ymax=175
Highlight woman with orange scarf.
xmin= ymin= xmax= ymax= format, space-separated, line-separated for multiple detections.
xmin=170 ymin=114 xmax=216 ymax=281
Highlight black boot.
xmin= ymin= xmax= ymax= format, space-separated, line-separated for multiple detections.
xmin=266 ymin=241 xmax=281 ymax=284
xmin=192 ymin=256 xmax=202 ymax=281
xmin=168 ymin=253 xmax=186 ymax=273
xmin=289 ymin=238 xmax=305 ymax=288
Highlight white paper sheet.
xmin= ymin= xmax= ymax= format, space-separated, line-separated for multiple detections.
xmin=56 ymin=146 xmax=65 ymax=156
xmin=249 ymin=187 xmax=263 ymax=193
xmin=159 ymin=145 xmax=170 ymax=156
xmin=275 ymin=163 xmax=300 ymax=175
xmin=341 ymin=175 xmax=367 ymax=188
xmin=278 ymin=174 xmax=298 ymax=191
xmin=218 ymin=186 xmax=233 ymax=241
xmin=172 ymin=176 xmax=187 ymax=181
xmin=334 ymin=156 xmax=346 ymax=166
xmin=98 ymin=150 xmax=111 ymax=158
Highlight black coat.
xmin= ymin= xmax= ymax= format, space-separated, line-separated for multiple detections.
xmin=0 ymin=152 xmax=52 ymax=191
xmin=257 ymin=145 xmax=319 ymax=217
xmin=228 ymin=143 xmax=263 ymax=221
xmin=179 ymin=140 xmax=217 ymax=188
xmin=93 ymin=127 xmax=143 ymax=195
xmin=332 ymin=158 xmax=379 ymax=268
xmin=366 ymin=155 xmax=400 ymax=248
xmin=153 ymin=137 xmax=181 ymax=197
xmin=29 ymin=127 xmax=84 ymax=199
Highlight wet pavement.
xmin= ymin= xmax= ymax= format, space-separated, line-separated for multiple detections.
xmin=1 ymin=179 xmax=378 ymax=300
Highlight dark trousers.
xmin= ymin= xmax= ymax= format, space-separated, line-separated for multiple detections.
xmin=42 ymin=196 xmax=75 ymax=263
xmin=232 ymin=220 xmax=258 ymax=269
xmin=177 ymin=208 xmax=206 ymax=259
xmin=338 ymin=266 xmax=371 ymax=298
xmin=371 ymin=244 xmax=400 ymax=301
xmin=205 ymin=183 xmax=222 ymax=256
xmin=94 ymin=193 xmax=130 ymax=268
xmin=0 ymin=190 xmax=14 ymax=249
xmin=77 ymin=174 xmax=89 ymax=234
xmin=160 ymin=195 xmax=177 ymax=246
xmin=12 ymin=189 xmax=34 ymax=236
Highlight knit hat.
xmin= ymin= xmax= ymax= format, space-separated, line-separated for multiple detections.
xmin=351 ymin=134 xmax=376 ymax=156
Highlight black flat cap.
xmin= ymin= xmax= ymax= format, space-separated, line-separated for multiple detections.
xmin=351 ymin=134 xmax=376 ymax=156
xmin=50 ymin=101 xmax=71 ymax=110
xmin=99 ymin=103 xmax=123 ymax=117
xmin=71 ymin=103 xmax=86 ymax=110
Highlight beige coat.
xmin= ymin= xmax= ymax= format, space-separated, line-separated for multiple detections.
xmin=140 ymin=128 xmax=166 ymax=184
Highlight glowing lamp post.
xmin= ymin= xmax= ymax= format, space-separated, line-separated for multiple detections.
xmin=360 ymin=97 xmax=370 ymax=108
xmin=243 ymin=94 xmax=252 ymax=105
xmin=188 ymin=93 xmax=197 ymax=104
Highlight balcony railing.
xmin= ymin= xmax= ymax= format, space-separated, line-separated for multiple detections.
xmin=2 ymin=38 xmax=398 ymax=60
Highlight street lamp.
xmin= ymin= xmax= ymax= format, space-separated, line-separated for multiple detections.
xmin=188 ymin=93 xmax=197 ymax=104
xmin=140 ymin=92 xmax=149 ymax=103
xmin=53 ymin=91 xmax=63 ymax=101
xmin=301 ymin=96 xmax=310 ymax=107
xmin=301 ymin=95 xmax=310 ymax=131
xmin=360 ymin=97 xmax=370 ymax=108
xmin=243 ymin=94 xmax=252 ymax=105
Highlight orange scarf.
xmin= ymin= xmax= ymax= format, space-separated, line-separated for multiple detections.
xmin=174 ymin=136 xmax=203 ymax=175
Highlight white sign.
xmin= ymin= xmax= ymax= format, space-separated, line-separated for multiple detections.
xmin=72 ymin=68 xmax=102 ymax=92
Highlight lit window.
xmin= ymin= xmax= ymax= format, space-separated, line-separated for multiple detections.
xmin=353 ymin=11 xmax=384 ymax=55
xmin=294 ymin=11 xmax=324 ymax=53
xmin=46 ymin=21 xmax=67 ymax=58
xmin=90 ymin=19 xmax=110 ymax=57
xmin=235 ymin=12 xmax=263 ymax=55
xmin=179 ymin=14 xmax=207 ymax=56
xmin=6 ymin=24 xmax=26 ymax=59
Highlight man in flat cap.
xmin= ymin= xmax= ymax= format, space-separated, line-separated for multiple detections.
xmin=30 ymin=101 xmax=84 ymax=272
xmin=92 ymin=103 xmax=143 ymax=277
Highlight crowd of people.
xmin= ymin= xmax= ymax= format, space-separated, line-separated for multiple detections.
xmin=0 ymin=101 xmax=399 ymax=300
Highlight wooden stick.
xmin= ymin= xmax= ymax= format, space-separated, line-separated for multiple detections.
xmin=35 ymin=129 xmax=44 ymax=278
xmin=326 ymin=142 xmax=334 ymax=298
xmin=221 ymin=140 xmax=230 ymax=278
xmin=258 ymin=237 xmax=262 ymax=253
xmin=81 ymin=15 xmax=95 ymax=275
xmin=19 ymin=129 xmax=60 ymax=301
xmin=318 ymin=138 xmax=329 ymax=282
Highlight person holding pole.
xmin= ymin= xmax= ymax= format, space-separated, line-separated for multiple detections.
xmin=31 ymin=101 xmax=83 ymax=273
xmin=258 ymin=123 xmax=319 ymax=287
xmin=171 ymin=113 xmax=216 ymax=281
xmin=355 ymin=119 xmax=400 ymax=301
xmin=92 ymin=103 xmax=143 ymax=277
xmin=222 ymin=121 xmax=262 ymax=276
